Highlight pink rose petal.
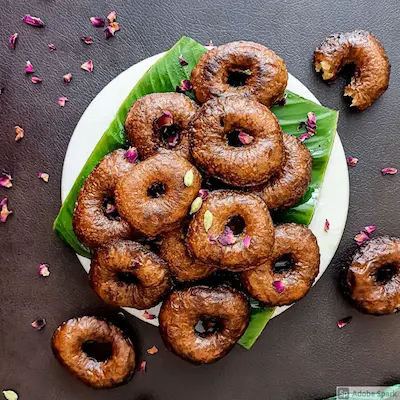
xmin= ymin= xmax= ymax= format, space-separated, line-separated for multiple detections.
xmin=25 ymin=61 xmax=34 ymax=74
xmin=381 ymin=167 xmax=397 ymax=175
xmin=354 ymin=231 xmax=370 ymax=246
xmin=104 ymin=25 xmax=116 ymax=39
xmin=109 ymin=21 xmax=120 ymax=32
xmin=58 ymin=97 xmax=68 ymax=107
xmin=23 ymin=15 xmax=44 ymax=27
xmin=105 ymin=203 xmax=116 ymax=214
xmin=89 ymin=17 xmax=105 ymax=27
xmin=205 ymin=40 xmax=213 ymax=48
xmin=154 ymin=110 xmax=173 ymax=130
xmin=179 ymin=54 xmax=188 ymax=66
xmin=208 ymin=234 xmax=218 ymax=244
xmin=347 ymin=157 xmax=358 ymax=167
xmin=0 ymin=173 xmax=13 ymax=188
xmin=217 ymin=226 xmax=235 ymax=246
xmin=15 ymin=126 xmax=24 ymax=141
xmin=31 ymin=318 xmax=46 ymax=330
xmin=167 ymin=133 xmax=179 ymax=148
xmin=48 ymin=43 xmax=56 ymax=51
xmin=107 ymin=11 xmax=117 ymax=23
xmin=63 ymin=73 xmax=72 ymax=84
xmin=38 ymin=263 xmax=50 ymax=277
xmin=324 ymin=219 xmax=330 ymax=232
xmin=273 ymin=280 xmax=286 ymax=293
xmin=143 ymin=310 xmax=156 ymax=320
xmin=37 ymin=172 xmax=49 ymax=182
xmin=299 ymin=133 xmax=311 ymax=142
xmin=140 ymin=360 xmax=146 ymax=372
xmin=124 ymin=147 xmax=138 ymax=163
xmin=31 ymin=76 xmax=42 ymax=84
xmin=337 ymin=316 xmax=352 ymax=329
xmin=80 ymin=36 xmax=93 ymax=45
xmin=364 ymin=225 xmax=376 ymax=234
xmin=0 ymin=198 xmax=13 ymax=223
xmin=243 ymin=236 xmax=251 ymax=248
xmin=9 ymin=33 xmax=18 ymax=49
xmin=81 ymin=60 xmax=93 ymax=72
xmin=176 ymin=79 xmax=192 ymax=93
xmin=238 ymin=131 xmax=254 ymax=145
xmin=298 ymin=112 xmax=317 ymax=136
xmin=199 ymin=189 xmax=209 ymax=200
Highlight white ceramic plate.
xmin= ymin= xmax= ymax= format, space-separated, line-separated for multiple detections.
xmin=61 ymin=52 xmax=349 ymax=327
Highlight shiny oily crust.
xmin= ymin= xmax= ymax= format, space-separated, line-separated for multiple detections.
xmin=242 ymin=223 xmax=320 ymax=306
xmin=253 ymin=133 xmax=312 ymax=210
xmin=115 ymin=152 xmax=201 ymax=236
xmin=125 ymin=92 xmax=197 ymax=160
xmin=190 ymin=96 xmax=284 ymax=187
xmin=191 ymin=41 xmax=288 ymax=107
xmin=51 ymin=316 xmax=135 ymax=388
xmin=159 ymin=286 xmax=250 ymax=364
xmin=186 ymin=190 xmax=275 ymax=270
xmin=90 ymin=240 xmax=171 ymax=309
xmin=314 ymin=30 xmax=390 ymax=110
xmin=73 ymin=149 xmax=139 ymax=249
xmin=346 ymin=236 xmax=400 ymax=315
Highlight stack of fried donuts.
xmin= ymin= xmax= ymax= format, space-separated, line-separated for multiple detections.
xmin=56 ymin=40 xmax=325 ymax=387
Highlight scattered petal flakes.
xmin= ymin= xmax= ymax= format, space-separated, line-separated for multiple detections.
xmin=238 ymin=132 xmax=253 ymax=145
xmin=179 ymin=54 xmax=188 ymax=66
xmin=184 ymin=169 xmax=194 ymax=187
xmin=364 ymin=225 xmax=376 ymax=234
xmin=243 ymin=236 xmax=251 ymax=248
xmin=274 ymin=94 xmax=287 ymax=107
xmin=0 ymin=173 xmax=13 ymax=188
xmin=176 ymin=79 xmax=192 ymax=93
xmin=154 ymin=110 xmax=173 ymax=130
xmin=23 ymin=15 xmax=44 ymax=27
xmin=140 ymin=360 xmax=146 ymax=372
xmin=38 ymin=263 xmax=50 ymax=277
xmin=142 ymin=310 xmax=156 ymax=320
xmin=89 ymin=17 xmax=105 ymax=27
xmin=31 ymin=318 xmax=46 ymax=330
xmin=324 ymin=219 xmax=330 ymax=232
xmin=31 ymin=76 xmax=42 ymax=84
xmin=204 ymin=210 xmax=213 ymax=232
xmin=147 ymin=346 xmax=158 ymax=355
xmin=199 ymin=189 xmax=209 ymax=200
xmin=217 ymin=226 xmax=236 ymax=246
xmin=37 ymin=172 xmax=49 ymax=182
xmin=354 ymin=231 xmax=370 ymax=246
xmin=107 ymin=11 xmax=117 ymax=23
xmin=9 ymin=33 xmax=18 ymax=49
xmin=109 ymin=21 xmax=120 ymax=32
xmin=124 ymin=147 xmax=138 ymax=163
xmin=81 ymin=60 xmax=93 ymax=72
xmin=381 ymin=167 xmax=397 ymax=175
xmin=0 ymin=198 xmax=12 ymax=223
xmin=48 ymin=43 xmax=56 ymax=51
xmin=81 ymin=36 xmax=93 ymax=45
xmin=299 ymin=133 xmax=311 ymax=142
xmin=273 ymin=280 xmax=286 ymax=293
xmin=298 ymin=111 xmax=317 ymax=136
xmin=15 ymin=126 xmax=24 ymax=141
xmin=105 ymin=203 xmax=116 ymax=214
xmin=347 ymin=157 xmax=358 ymax=167
xmin=190 ymin=197 xmax=203 ymax=215
xmin=337 ymin=316 xmax=352 ymax=329
xmin=2 ymin=390 xmax=18 ymax=400
xmin=104 ymin=25 xmax=116 ymax=39
xmin=63 ymin=73 xmax=72 ymax=84
xmin=25 ymin=61 xmax=34 ymax=74
xmin=58 ymin=97 xmax=68 ymax=107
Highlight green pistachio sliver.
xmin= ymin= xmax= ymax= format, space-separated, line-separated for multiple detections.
xmin=3 ymin=391 xmax=18 ymax=400
xmin=204 ymin=210 xmax=213 ymax=231
xmin=184 ymin=169 xmax=194 ymax=187
xmin=242 ymin=69 xmax=252 ymax=75
xmin=190 ymin=197 xmax=203 ymax=214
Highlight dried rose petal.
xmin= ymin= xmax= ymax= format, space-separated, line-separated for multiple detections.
xmin=37 ymin=172 xmax=49 ymax=182
xmin=107 ymin=11 xmax=117 ymax=23
xmin=273 ymin=280 xmax=286 ymax=293
xmin=25 ymin=61 xmax=34 ymax=74
xmin=31 ymin=318 xmax=46 ymax=330
xmin=217 ymin=226 xmax=235 ymax=246
xmin=176 ymin=79 xmax=192 ymax=93
xmin=209 ymin=234 xmax=218 ymax=244
xmin=167 ymin=133 xmax=179 ymax=148
xmin=238 ymin=131 xmax=254 ymax=145
xmin=105 ymin=203 xmax=116 ymax=214
xmin=109 ymin=21 xmax=120 ymax=32
xmin=337 ymin=316 xmax=352 ymax=329
xmin=124 ymin=147 xmax=138 ymax=163
xmin=190 ymin=197 xmax=203 ymax=215
xmin=324 ymin=219 xmax=330 ymax=232
xmin=38 ymin=263 xmax=50 ymax=277
xmin=381 ymin=167 xmax=397 ymax=175
xmin=299 ymin=133 xmax=311 ymax=142
xmin=143 ymin=310 xmax=156 ymax=320
xmin=205 ymin=40 xmax=213 ymax=48
xmin=154 ymin=110 xmax=173 ymax=130
xmin=140 ymin=360 xmax=146 ymax=372
xmin=184 ymin=169 xmax=194 ymax=187
xmin=2 ymin=390 xmax=18 ymax=400
xmin=90 ymin=17 xmax=105 ymax=27
xmin=354 ymin=231 xmax=370 ymax=246
xmin=147 ymin=346 xmax=158 ymax=355
xmin=199 ymin=189 xmax=209 ymax=200
xmin=274 ymin=94 xmax=287 ymax=107
xmin=23 ymin=15 xmax=44 ymax=27
xmin=243 ymin=236 xmax=251 ymax=248
xmin=63 ymin=73 xmax=72 ymax=84
xmin=347 ymin=157 xmax=358 ymax=167
xmin=81 ymin=36 xmax=93 ymax=45
xmin=364 ymin=225 xmax=376 ymax=234
xmin=48 ymin=43 xmax=56 ymax=51
xmin=307 ymin=111 xmax=316 ymax=128
xmin=0 ymin=173 xmax=12 ymax=188
xmin=204 ymin=210 xmax=213 ymax=232
xmin=298 ymin=112 xmax=317 ymax=136
xmin=31 ymin=76 xmax=42 ymax=84
xmin=104 ymin=25 xmax=116 ymax=39
xmin=0 ymin=198 xmax=13 ymax=223
xmin=9 ymin=33 xmax=18 ymax=49
xmin=179 ymin=54 xmax=188 ymax=66
xmin=58 ymin=96 xmax=68 ymax=107
xmin=15 ymin=126 xmax=24 ymax=141
xmin=81 ymin=60 xmax=93 ymax=72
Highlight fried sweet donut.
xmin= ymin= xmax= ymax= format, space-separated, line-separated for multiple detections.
xmin=125 ymin=93 xmax=197 ymax=160
xmin=51 ymin=316 xmax=135 ymax=388
xmin=242 ymin=223 xmax=320 ymax=306
xmin=190 ymin=96 xmax=284 ymax=187
xmin=160 ymin=225 xmax=217 ymax=282
xmin=191 ymin=41 xmax=288 ymax=107
xmin=254 ymin=133 xmax=312 ymax=210
xmin=346 ymin=236 xmax=400 ymax=315
xmin=314 ymin=30 xmax=390 ymax=110
xmin=73 ymin=149 xmax=138 ymax=249
xmin=90 ymin=240 xmax=171 ymax=309
xmin=159 ymin=286 xmax=250 ymax=364
xmin=115 ymin=153 xmax=201 ymax=236
xmin=186 ymin=190 xmax=275 ymax=270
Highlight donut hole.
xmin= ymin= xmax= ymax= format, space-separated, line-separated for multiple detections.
xmin=102 ymin=197 xmax=120 ymax=220
xmin=158 ymin=124 xmax=182 ymax=148
xmin=375 ymin=264 xmax=397 ymax=284
xmin=147 ymin=182 xmax=166 ymax=198
xmin=226 ymin=215 xmax=246 ymax=235
xmin=194 ymin=316 xmax=222 ymax=337
xmin=226 ymin=129 xmax=246 ymax=147
xmin=227 ymin=69 xmax=251 ymax=87
xmin=273 ymin=254 xmax=295 ymax=274
xmin=117 ymin=271 xmax=140 ymax=285
xmin=82 ymin=340 xmax=113 ymax=362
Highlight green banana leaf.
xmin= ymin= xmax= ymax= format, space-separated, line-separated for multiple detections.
xmin=54 ymin=36 xmax=338 ymax=349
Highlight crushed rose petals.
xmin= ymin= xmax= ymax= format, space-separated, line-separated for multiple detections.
xmin=109 ymin=21 xmax=120 ymax=32
xmin=31 ymin=318 xmax=46 ymax=330
xmin=140 ymin=360 xmax=147 ymax=372
xmin=2 ymin=390 xmax=18 ymax=400
xmin=90 ymin=17 xmax=105 ymax=27
xmin=273 ymin=280 xmax=286 ymax=293
xmin=58 ymin=97 xmax=68 ymax=107
xmin=298 ymin=111 xmax=317 ymax=136
xmin=15 ymin=126 xmax=24 ymax=141
xmin=204 ymin=210 xmax=213 ymax=232
xmin=81 ymin=36 xmax=93 ymax=45
xmin=147 ymin=346 xmax=158 ymax=355
xmin=184 ymin=169 xmax=194 ymax=187
xmin=154 ymin=110 xmax=173 ymax=131
xmin=0 ymin=173 xmax=12 ymax=188
xmin=179 ymin=54 xmax=188 ymax=66
xmin=48 ymin=43 xmax=56 ymax=51
xmin=217 ymin=226 xmax=236 ymax=246
xmin=25 ymin=61 xmax=34 ymax=74
xmin=143 ymin=310 xmax=156 ymax=320
xmin=176 ymin=79 xmax=192 ymax=93
xmin=364 ymin=225 xmax=376 ymax=234
xmin=31 ymin=76 xmax=42 ymax=84
xmin=38 ymin=263 xmax=50 ymax=277
xmin=63 ymin=73 xmax=72 ymax=84
xmin=124 ymin=147 xmax=138 ymax=163
xmin=354 ymin=231 xmax=370 ymax=246
xmin=9 ymin=33 xmax=18 ymax=49
xmin=324 ymin=219 xmax=330 ymax=232
xmin=299 ymin=133 xmax=311 ymax=142
xmin=107 ymin=11 xmax=117 ymax=23
xmin=1 ymin=198 xmax=13 ymax=223
xmin=23 ymin=15 xmax=44 ymax=27
xmin=81 ymin=60 xmax=93 ymax=72
xmin=199 ymin=189 xmax=209 ymax=200
xmin=167 ymin=133 xmax=179 ymax=148
xmin=37 ymin=172 xmax=49 ymax=182
xmin=104 ymin=25 xmax=116 ymax=39
xmin=190 ymin=197 xmax=203 ymax=214
xmin=347 ymin=157 xmax=358 ymax=167
xmin=238 ymin=131 xmax=254 ymax=145
xmin=105 ymin=203 xmax=116 ymax=214
xmin=274 ymin=94 xmax=287 ymax=107
xmin=381 ymin=167 xmax=397 ymax=175
xmin=337 ymin=316 xmax=352 ymax=329
xmin=244 ymin=236 xmax=251 ymax=248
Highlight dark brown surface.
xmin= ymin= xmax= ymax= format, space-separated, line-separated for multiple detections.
xmin=1 ymin=0 xmax=400 ymax=399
